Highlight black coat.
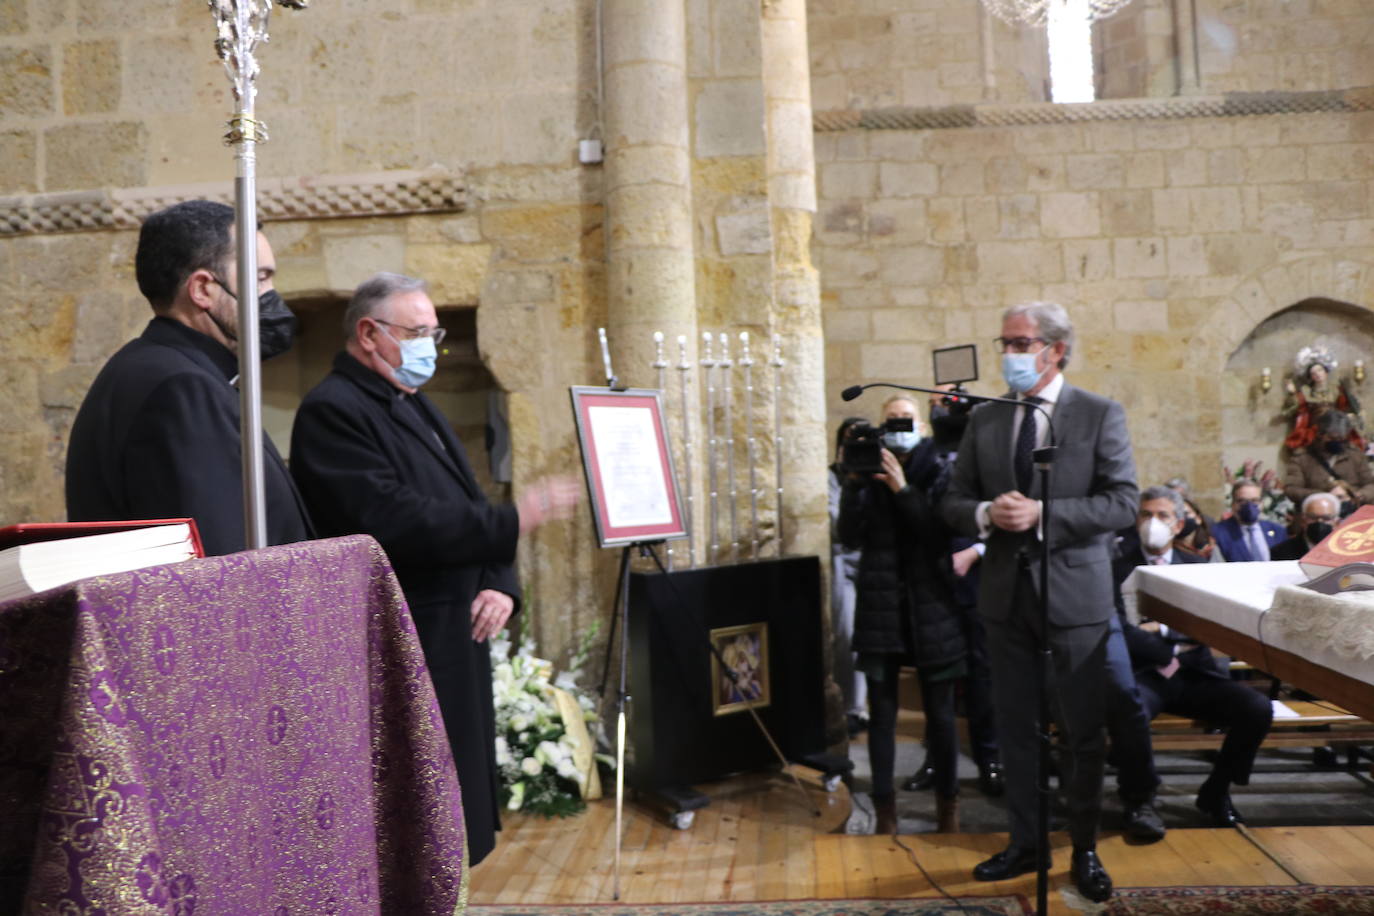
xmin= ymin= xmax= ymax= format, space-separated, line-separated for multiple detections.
xmin=65 ymin=317 xmax=313 ymax=556
xmin=1111 ymin=534 xmax=1219 ymax=676
xmin=289 ymin=351 xmax=519 ymax=865
xmin=837 ymin=442 xmax=967 ymax=669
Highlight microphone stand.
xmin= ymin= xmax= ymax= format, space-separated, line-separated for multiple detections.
xmin=843 ymin=380 xmax=1057 ymax=916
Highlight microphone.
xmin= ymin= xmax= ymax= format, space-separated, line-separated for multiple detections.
xmin=840 ymin=381 xmax=1056 ymax=446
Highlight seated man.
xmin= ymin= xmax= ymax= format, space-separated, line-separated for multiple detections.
xmin=1284 ymin=411 xmax=1374 ymax=512
xmin=1212 ymin=479 xmax=1285 ymax=562
xmin=1272 ymin=492 xmax=1341 ymax=561
xmin=1113 ymin=487 xmax=1274 ymax=827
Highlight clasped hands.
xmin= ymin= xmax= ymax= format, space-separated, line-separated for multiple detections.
xmin=988 ymin=490 xmax=1040 ymax=532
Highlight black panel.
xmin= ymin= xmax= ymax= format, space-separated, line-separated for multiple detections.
xmin=624 ymin=556 xmax=825 ymax=792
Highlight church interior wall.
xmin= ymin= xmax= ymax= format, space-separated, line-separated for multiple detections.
xmin=810 ymin=0 xmax=1374 ymax=517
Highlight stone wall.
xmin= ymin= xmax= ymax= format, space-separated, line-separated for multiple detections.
xmin=0 ymin=0 xmax=832 ymax=678
xmin=1196 ymin=0 xmax=1374 ymax=94
xmin=815 ymin=107 xmax=1374 ymax=514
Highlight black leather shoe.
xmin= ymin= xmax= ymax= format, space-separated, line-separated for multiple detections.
xmin=972 ymin=846 xmax=1048 ymax=882
xmin=977 ymin=762 xmax=1005 ymax=797
xmin=902 ymin=761 xmax=935 ymax=792
xmin=1196 ymin=791 xmax=1244 ymax=827
xmin=1070 ymin=848 xmax=1113 ymax=903
xmin=1124 ymin=799 xmax=1167 ymax=842
xmin=846 ymin=713 xmax=869 ymax=738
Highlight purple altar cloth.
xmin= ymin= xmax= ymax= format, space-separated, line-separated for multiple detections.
xmin=0 ymin=535 xmax=466 ymax=915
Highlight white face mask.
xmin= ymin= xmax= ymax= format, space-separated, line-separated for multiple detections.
xmin=1138 ymin=516 xmax=1174 ymax=552
xmin=884 ymin=429 xmax=922 ymax=453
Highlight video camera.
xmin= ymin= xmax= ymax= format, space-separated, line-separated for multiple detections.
xmin=840 ymin=416 xmax=914 ymax=474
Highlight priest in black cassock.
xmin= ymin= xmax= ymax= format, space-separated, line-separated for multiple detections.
xmin=289 ymin=272 xmax=578 ymax=864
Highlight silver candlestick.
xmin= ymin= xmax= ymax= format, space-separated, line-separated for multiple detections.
xmin=739 ymin=331 xmax=759 ymax=560
xmin=652 ymin=331 xmax=673 ymax=571
xmin=701 ymin=332 xmax=719 ymax=565
xmin=719 ymin=332 xmax=739 ymax=564
xmin=771 ymin=333 xmax=785 ymax=557
xmin=676 ymin=335 xmax=695 ymax=569
xmin=207 ymin=0 xmax=307 ymax=549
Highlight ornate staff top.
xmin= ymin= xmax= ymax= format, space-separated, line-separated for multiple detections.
xmin=208 ymin=0 xmax=309 ymax=140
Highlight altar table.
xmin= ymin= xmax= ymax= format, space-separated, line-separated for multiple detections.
xmin=0 ymin=535 xmax=466 ymax=915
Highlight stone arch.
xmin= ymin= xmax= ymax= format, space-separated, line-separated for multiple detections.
xmin=1185 ymin=255 xmax=1374 ymax=513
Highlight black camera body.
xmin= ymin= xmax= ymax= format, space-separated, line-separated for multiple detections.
xmin=841 ymin=417 xmax=913 ymax=474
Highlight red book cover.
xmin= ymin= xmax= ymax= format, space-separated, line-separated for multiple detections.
xmin=0 ymin=519 xmax=205 ymax=558
xmin=1299 ymin=505 xmax=1374 ymax=578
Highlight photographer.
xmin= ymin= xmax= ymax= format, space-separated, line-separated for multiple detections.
xmin=838 ymin=395 xmax=967 ymax=834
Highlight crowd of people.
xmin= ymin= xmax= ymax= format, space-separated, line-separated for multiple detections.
xmin=828 ymin=301 xmax=1371 ymax=903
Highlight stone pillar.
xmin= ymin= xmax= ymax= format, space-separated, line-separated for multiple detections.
xmin=1172 ymin=0 xmax=1202 ymax=95
xmin=761 ymin=0 xmax=826 ymax=565
xmin=602 ymin=0 xmax=701 ymax=561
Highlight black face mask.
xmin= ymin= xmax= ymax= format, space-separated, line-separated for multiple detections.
xmin=1305 ymin=521 xmax=1333 ymax=544
xmin=1324 ymin=439 xmax=1346 ymax=455
xmin=256 ymin=289 xmax=298 ymax=361
xmin=212 ymin=277 xmax=298 ymax=360
xmin=1179 ymin=516 xmax=1199 ymax=539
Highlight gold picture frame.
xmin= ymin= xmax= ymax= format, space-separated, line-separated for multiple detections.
xmin=709 ymin=623 xmax=771 ymax=716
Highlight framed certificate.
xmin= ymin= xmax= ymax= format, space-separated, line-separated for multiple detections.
xmin=570 ymin=386 xmax=688 ymax=548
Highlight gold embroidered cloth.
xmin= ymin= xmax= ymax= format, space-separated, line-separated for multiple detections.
xmin=0 ymin=535 xmax=466 ymax=915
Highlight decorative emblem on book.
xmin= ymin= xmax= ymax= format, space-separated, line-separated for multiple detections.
xmin=1329 ymin=520 xmax=1374 ymax=557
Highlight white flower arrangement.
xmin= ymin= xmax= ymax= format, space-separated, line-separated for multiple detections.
xmin=491 ymin=622 xmax=609 ymax=818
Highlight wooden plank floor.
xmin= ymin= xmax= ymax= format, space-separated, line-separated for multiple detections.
xmin=469 ymin=768 xmax=1374 ymax=915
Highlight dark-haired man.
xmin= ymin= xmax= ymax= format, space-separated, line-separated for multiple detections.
xmin=66 ymin=199 xmax=311 ymax=555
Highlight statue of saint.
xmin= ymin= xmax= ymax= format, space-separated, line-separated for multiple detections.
xmin=1283 ymin=346 xmax=1364 ymax=452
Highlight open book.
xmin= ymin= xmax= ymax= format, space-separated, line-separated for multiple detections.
xmin=0 ymin=519 xmax=204 ymax=603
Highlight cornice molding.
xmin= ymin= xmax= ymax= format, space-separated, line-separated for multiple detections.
xmin=0 ymin=169 xmax=466 ymax=238
xmin=813 ymin=87 xmax=1374 ymax=132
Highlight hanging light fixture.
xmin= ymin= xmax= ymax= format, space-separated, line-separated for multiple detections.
xmin=980 ymin=0 xmax=1134 ymax=27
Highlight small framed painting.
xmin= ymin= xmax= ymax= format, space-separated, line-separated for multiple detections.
xmin=709 ymin=622 xmax=771 ymax=716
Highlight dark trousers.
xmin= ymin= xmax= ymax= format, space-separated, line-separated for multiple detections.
xmin=1104 ymin=614 xmax=1161 ymax=804
xmin=867 ymin=659 xmax=960 ymax=799
xmin=986 ymin=572 xmax=1109 ymax=852
xmin=1136 ymin=665 xmax=1273 ymax=790
xmin=959 ymin=603 xmax=999 ymax=769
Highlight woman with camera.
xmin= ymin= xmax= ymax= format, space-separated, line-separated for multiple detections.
xmin=838 ymin=395 xmax=968 ymax=834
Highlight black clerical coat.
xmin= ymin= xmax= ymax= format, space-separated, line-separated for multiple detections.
xmin=66 ymin=317 xmax=313 ymax=556
xmin=289 ymin=351 xmax=520 ymax=865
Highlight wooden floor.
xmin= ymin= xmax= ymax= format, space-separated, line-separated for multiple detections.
xmin=469 ymin=768 xmax=1374 ymax=914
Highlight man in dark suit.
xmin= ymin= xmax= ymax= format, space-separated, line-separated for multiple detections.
xmin=1272 ymin=492 xmax=1341 ymax=561
xmin=289 ymin=272 xmax=578 ymax=865
xmin=1113 ymin=487 xmax=1274 ymax=826
xmin=1211 ymin=480 xmax=1286 ymax=562
xmin=1105 ymin=485 xmax=1205 ymax=842
xmin=944 ymin=301 xmax=1137 ymax=903
xmin=66 ymin=200 xmax=312 ymax=556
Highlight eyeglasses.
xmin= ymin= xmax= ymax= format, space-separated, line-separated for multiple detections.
xmin=994 ymin=336 xmax=1047 ymax=354
xmin=375 ymin=318 xmax=446 ymax=346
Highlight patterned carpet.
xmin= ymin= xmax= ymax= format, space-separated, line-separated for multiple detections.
xmin=1105 ymin=884 xmax=1374 ymax=914
xmin=470 ymin=898 xmax=1028 ymax=916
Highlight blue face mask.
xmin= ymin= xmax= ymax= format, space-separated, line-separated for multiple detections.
xmin=884 ymin=429 xmax=922 ymax=453
xmin=1001 ymin=352 xmax=1045 ymax=394
xmin=1235 ymin=501 xmax=1261 ymax=525
xmin=392 ymin=335 xmax=437 ymax=388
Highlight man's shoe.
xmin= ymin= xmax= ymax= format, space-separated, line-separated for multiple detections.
xmin=846 ymin=713 xmax=869 ymax=738
xmin=1123 ymin=799 xmax=1167 ymax=842
xmin=873 ymin=794 xmax=898 ymax=835
xmin=977 ymin=762 xmax=1005 ymax=797
xmin=1196 ymin=791 xmax=1244 ymax=827
xmin=1070 ymin=848 xmax=1113 ymax=903
xmin=902 ymin=761 xmax=935 ymax=792
xmin=972 ymin=846 xmax=1047 ymax=882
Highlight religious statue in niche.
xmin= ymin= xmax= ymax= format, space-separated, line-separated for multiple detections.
xmin=1283 ymin=346 xmax=1365 ymax=452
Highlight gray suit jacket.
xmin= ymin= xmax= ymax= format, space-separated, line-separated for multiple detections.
xmin=942 ymin=381 xmax=1138 ymax=627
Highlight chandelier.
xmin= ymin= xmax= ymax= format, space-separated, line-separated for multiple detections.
xmin=980 ymin=0 xmax=1135 ymax=27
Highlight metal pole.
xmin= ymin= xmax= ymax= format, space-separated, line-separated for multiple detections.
xmin=739 ymin=331 xmax=759 ymax=560
xmin=770 ymin=334 xmax=785 ymax=557
xmin=675 ymin=335 xmax=695 ymax=569
xmin=701 ymin=333 xmax=719 ymax=565
xmin=652 ymin=331 xmax=672 ymax=571
xmin=719 ymin=333 xmax=739 ymax=563
xmin=210 ymin=0 xmax=306 ymax=550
